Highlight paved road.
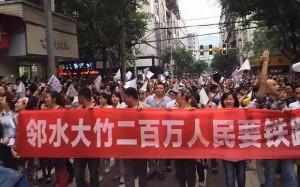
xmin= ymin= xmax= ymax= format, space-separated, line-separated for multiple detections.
xmin=38 ymin=159 xmax=287 ymax=187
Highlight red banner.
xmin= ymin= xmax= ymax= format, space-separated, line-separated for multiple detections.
xmin=17 ymin=108 xmax=300 ymax=159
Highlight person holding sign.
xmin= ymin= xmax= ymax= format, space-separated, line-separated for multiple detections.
xmin=167 ymin=88 xmax=198 ymax=187
xmin=256 ymin=50 xmax=296 ymax=187
xmin=220 ymin=91 xmax=246 ymax=187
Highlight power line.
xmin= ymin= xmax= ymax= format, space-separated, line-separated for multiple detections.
xmin=144 ymin=42 xmax=168 ymax=53
xmin=147 ymin=20 xmax=256 ymax=31
xmin=146 ymin=16 xmax=220 ymax=25
xmin=146 ymin=30 xmax=166 ymax=41
xmin=136 ymin=26 xmax=261 ymax=44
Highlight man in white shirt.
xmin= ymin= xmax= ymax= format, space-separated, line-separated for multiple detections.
xmin=288 ymin=85 xmax=300 ymax=109
xmin=287 ymin=85 xmax=300 ymax=185
xmin=143 ymin=82 xmax=172 ymax=180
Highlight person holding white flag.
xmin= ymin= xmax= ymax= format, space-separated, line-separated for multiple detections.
xmin=16 ymin=81 xmax=26 ymax=98
xmin=66 ymin=83 xmax=77 ymax=98
xmin=94 ymin=75 xmax=102 ymax=92
xmin=114 ymin=69 xmax=121 ymax=81
xmin=47 ymin=75 xmax=62 ymax=93
xmin=238 ymin=59 xmax=251 ymax=72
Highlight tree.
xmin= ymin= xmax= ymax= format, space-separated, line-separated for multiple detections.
xmin=55 ymin=0 xmax=150 ymax=80
xmin=193 ymin=60 xmax=208 ymax=75
xmin=251 ymin=26 xmax=281 ymax=57
xmin=210 ymin=49 xmax=239 ymax=77
xmin=219 ymin=0 xmax=300 ymax=63
xmin=161 ymin=48 xmax=195 ymax=76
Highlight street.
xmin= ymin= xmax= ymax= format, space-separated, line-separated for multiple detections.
xmin=38 ymin=159 xmax=286 ymax=187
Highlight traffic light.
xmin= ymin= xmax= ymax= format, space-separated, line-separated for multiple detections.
xmin=209 ymin=45 xmax=213 ymax=55
xmin=222 ymin=43 xmax=227 ymax=55
xmin=200 ymin=45 xmax=204 ymax=56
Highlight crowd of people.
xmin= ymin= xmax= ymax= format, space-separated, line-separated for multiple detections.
xmin=1 ymin=50 xmax=300 ymax=187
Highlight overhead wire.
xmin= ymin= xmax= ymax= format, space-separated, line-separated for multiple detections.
xmin=136 ymin=26 xmax=261 ymax=44
xmin=146 ymin=15 xmax=221 ymax=26
xmin=146 ymin=20 xmax=257 ymax=31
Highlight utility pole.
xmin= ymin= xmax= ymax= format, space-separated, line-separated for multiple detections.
xmin=170 ymin=37 xmax=175 ymax=80
xmin=170 ymin=46 xmax=174 ymax=79
xmin=132 ymin=46 xmax=137 ymax=78
xmin=120 ymin=24 xmax=126 ymax=83
xmin=44 ymin=0 xmax=56 ymax=79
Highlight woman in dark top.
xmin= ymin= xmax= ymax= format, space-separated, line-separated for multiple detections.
xmin=43 ymin=91 xmax=69 ymax=187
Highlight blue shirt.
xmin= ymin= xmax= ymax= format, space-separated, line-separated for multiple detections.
xmin=144 ymin=95 xmax=172 ymax=108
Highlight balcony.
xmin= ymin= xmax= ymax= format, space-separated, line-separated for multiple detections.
xmin=165 ymin=0 xmax=180 ymax=19
xmin=0 ymin=0 xmax=76 ymax=34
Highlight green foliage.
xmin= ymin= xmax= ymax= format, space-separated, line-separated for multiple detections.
xmin=219 ymin=0 xmax=300 ymax=62
xmin=193 ymin=60 xmax=209 ymax=75
xmin=161 ymin=48 xmax=195 ymax=76
xmin=210 ymin=49 xmax=239 ymax=77
xmin=55 ymin=0 xmax=150 ymax=79
xmin=251 ymin=26 xmax=281 ymax=57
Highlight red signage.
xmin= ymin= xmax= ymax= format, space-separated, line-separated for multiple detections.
xmin=17 ymin=108 xmax=300 ymax=159
xmin=0 ymin=25 xmax=10 ymax=49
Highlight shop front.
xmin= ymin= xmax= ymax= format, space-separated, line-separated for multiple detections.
xmin=0 ymin=1 xmax=78 ymax=80
xmin=251 ymin=55 xmax=290 ymax=74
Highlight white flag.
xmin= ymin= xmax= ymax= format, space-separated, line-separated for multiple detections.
xmin=143 ymin=67 xmax=149 ymax=76
xmin=124 ymin=78 xmax=137 ymax=89
xmin=239 ymin=59 xmax=251 ymax=71
xmin=172 ymin=82 xmax=180 ymax=92
xmin=113 ymin=69 xmax=121 ymax=81
xmin=231 ymin=69 xmax=239 ymax=77
xmin=16 ymin=81 xmax=26 ymax=98
xmin=164 ymin=71 xmax=169 ymax=76
xmin=72 ymin=96 xmax=79 ymax=104
xmin=139 ymin=81 xmax=148 ymax=93
xmin=234 ymin=82 xmax=240 ymax=88
xmin=231 ymin=69 xmax=243 ymax=82
xmin=292 ymin=62 xmax=300 ymax=72
xmin=117 ymin=102 xmax=127 ymax=108
xmin=126 ymin=71 xmax=132 ymax=81
xmin=94 ymin=75 xmax=102 ymax=92
xmin=146 ymin=71 xmax=154 ymax=79
xmin=247 ymin=91 xmax=253 ymax=98
xmin=160 ymin=75 xmax=166 ymax=83
xmin=199 ymin=88 xmax=209 ymax=106
xmin=47 ymin=75 xmax=62 ymax=92
xmin=66 ymin=83 xmax=77 ymax=97
xmin=198 ymin=76 xmax=205 ymax=85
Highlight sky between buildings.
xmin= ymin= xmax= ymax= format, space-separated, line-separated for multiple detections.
xmin=179 ymin=0 xmax=221 ymax=47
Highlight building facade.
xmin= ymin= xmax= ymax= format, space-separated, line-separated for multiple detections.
xmin=0 ymin=0 xmax=78 ymax=79
xmin=133 ymin=0 xmax=187 ymax=76
xmin=220 ymin=8 xmax=289 ymax=73
xmin=186 ymin=33 xmax=199 ymax=61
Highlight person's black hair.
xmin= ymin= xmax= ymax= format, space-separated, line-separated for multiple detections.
xmin=156 ymin=82 xmax=166 ymax=89
xmin=252 ymin=85 xmax=260 ymax=93
xmin=178 ymin=89 xmax=192 ymax=102
xmin=99 ymin=93 xmax=112 ymax=105
xmin=192 ymin=92 xmax=200 ymax=104
xmin=235 ymin=87 xmax=242 ymax=93
xmin=78 ymin=87 xmax=92 ymax=100
xmin=210 ymin=84 xmax=218 ymax=92
xmin=221 ymin=91 xmax=239 ymax=108
xmin=47 ymin=91 xmax=65 ymax=107
xmin=285 ymin=82 xmax=295 ymax=92
xmin=5 ymin=95 xmax=16 ymax=111
xmin=111 ymin=92 xmax=122 ymax=102
xmin=295 ymin=84 xmax=300 ymax=90
xmin=123 ymin=87 xmax=138 ymax=100
xmin=26 ymin=96 xmax=38 ymax=110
